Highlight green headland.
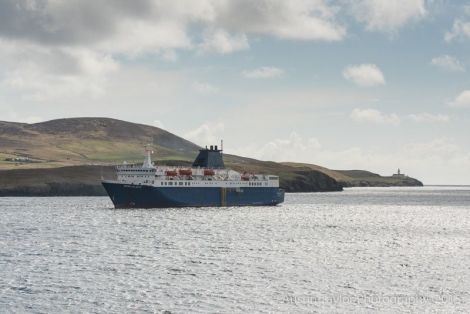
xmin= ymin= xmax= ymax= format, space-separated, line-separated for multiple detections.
xmin=0 ymin=117 xmax=422 ymax=196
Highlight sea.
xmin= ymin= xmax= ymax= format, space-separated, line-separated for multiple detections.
xmin=1 ymin=186 xmax=469 ymax=313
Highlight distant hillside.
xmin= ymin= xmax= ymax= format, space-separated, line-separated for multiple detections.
xmin=0 ymin=118 xmax=343 ymax=195
xmin=0 ymin=117 xmax=423 ymax=195
xmin=283 ymin=163 xmax=423 ymax=187
xmin=0 ymin=162 xmax=342 ymax=196
xmin=0 ymin=166 xmax=114 ymax=196
xmin=0 ymin=117 xmax=199 ymax=169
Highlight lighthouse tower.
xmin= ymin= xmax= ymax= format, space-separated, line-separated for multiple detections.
xmin=393 ymin=168 xmax=405 ymax=177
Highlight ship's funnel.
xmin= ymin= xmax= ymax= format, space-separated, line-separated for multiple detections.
xmin=192 ymin=146 xmax=225 ymax=169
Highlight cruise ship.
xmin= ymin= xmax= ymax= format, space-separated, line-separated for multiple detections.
xmin=102 ymin=145 xmax=285 ymax=208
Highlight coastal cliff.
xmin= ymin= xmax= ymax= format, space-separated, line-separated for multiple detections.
xmin=0 ymin=116 xmax=343 ymax=195
xmin=283 ymin=163 xmax=423 ymax=188
xmin=0 ymin=164 xmax=342 ymax=196
xmin=0 ymin=117 xmax=422 ymax=196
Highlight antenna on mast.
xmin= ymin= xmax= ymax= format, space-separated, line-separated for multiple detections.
xmin=221 ymin=139 xmax=223 ymax=152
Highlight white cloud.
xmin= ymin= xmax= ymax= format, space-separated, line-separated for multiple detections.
xmin=0 ymin=0 xmax=347 ymax=101
xmin=242 ymin=67 xmax=284 ymax=79
xmin=199 ymin=28 xmax=249 ymax=54
xmin=0 ymin=41 xmax=119 ymax=77
xmin=191 ymin=81 xmax=219 ymax=94
xmin=18 ymin=116 xmax=43 ymax=124
xmin=231 ymin=132 xmax=321 ymax=162
xmin=350 ymin=0 xmax=427 ymax=33
xmin=351 ymin=109 xmax=449 ymax=125
xmin=400 ymin=138 xmax=470 ymax=184
xmin=231 ymin=134 xmax=470 ymax=184
xmin=350 ymin=108 xmax=400 ymax=125
xmin=430 ymin=55 xmax=465 ymax=72
xmin=161 ymin=50 xmax=178 ymax=62
xmin=465 ymin=5 xmax=470 ymax=16
xmin=99 ymin=19 xmax=193 ymax=56
xmin=215 ymin=0 xmax=346 ymax=41
xmin=0 ymin=0 xmax=344 ymax=57
xmin=2 ymin=67 xmax=111 ymax=102
xmin=183 ymin=122 xmax=225 ymax=146
xmin=343 ymin=64 xmax=386 ymax=87
xmin=0 ymin=65 xmax=193 ymax=122
xmin=0 ymin=109 xmax=44 ymax=124
xmin=152 ymin=120 xmax=165 ymax=129
xmin=0 ymin=40 xmax=119 ymax=101
xmin=449 ymin=90 xmax=470 ymax=108
xmin=445 ymin=19 xmax=470 ymax=42
xmin=406 ymin=113 xmax=449 ymax=123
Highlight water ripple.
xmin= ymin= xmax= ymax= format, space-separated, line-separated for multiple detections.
xmin=0 ymin=187 xmax=469 ymax=313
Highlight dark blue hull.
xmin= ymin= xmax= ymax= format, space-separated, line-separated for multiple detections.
xmin=102 ymin=181 xmax=285 ymax=208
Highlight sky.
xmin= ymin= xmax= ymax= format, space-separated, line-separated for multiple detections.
xmin=0 ymin=0 xmax=470 ymax=184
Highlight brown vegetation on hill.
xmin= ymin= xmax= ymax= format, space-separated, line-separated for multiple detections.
xmin=0 ymin=117 xmax=422 ymax=196
xmin=0 ymin=118 xmax=344 ymax=195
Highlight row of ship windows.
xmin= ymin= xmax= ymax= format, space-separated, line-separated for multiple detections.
xmin=121 ymin=177 xmax=268 ymax=186
xmin=120 ymin=170 xmax=154 ymax=173
xmin=158 ymin=181 xmax=267 ymax=186
xmin=161 ymin=181 xmax=191 ymax=186
xmin=122 ymin=175 xmax=152 ymax=178
xmin=119 ymin=172 xmax=278 ymax=179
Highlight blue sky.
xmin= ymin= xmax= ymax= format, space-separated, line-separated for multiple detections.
xmin=0 ymin=0 xmax=469 ymax=184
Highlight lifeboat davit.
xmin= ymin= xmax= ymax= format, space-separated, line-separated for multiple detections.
xmin=179 ymin=169 xmax=192 ymax=176
xmin=165 ymin=170 xmax=177 ymax=177
xmin=203 ymin=169 xmax=215 ymax=176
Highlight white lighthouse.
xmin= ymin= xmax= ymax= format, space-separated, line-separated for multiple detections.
xmin=393 ymin=168 xmax=405 ymax=177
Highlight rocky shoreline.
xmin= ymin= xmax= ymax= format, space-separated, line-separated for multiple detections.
xmin=0 ymin=162 xmax=423 ymax=197
xmin=0 ymin=118 xmax=423 ymax=196
xmin=0 ymin=165 xmax=344 ymax=196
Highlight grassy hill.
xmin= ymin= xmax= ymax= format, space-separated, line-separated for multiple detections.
xmin=283 ymin=163 xmax=423 ymax=187
xmin=0 ymin=117 xmax=423 ymax=195
xmin=0 ymin=118 xmax=343 ymax=195
xmin=0 ymin=117 xmax=199 ymax=169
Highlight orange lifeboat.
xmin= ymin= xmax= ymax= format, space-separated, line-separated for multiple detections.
xmin=203 ymin=169 xmax=215 ymax=176
xmin=165 ymin=170 xmax=177 ymax=177
xmin=179 ymin=169 xmax=192 ymax=176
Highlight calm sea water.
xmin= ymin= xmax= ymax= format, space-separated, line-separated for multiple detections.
xmin=1 ymin=187 xmax=470 ymax=313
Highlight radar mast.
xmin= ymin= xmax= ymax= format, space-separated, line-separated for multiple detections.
xmin=143 ymin=144 xmax=154 ymax=168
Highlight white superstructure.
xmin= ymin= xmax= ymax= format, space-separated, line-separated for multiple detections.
xmin=114 ymin=147 xmax=280 ymax=188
